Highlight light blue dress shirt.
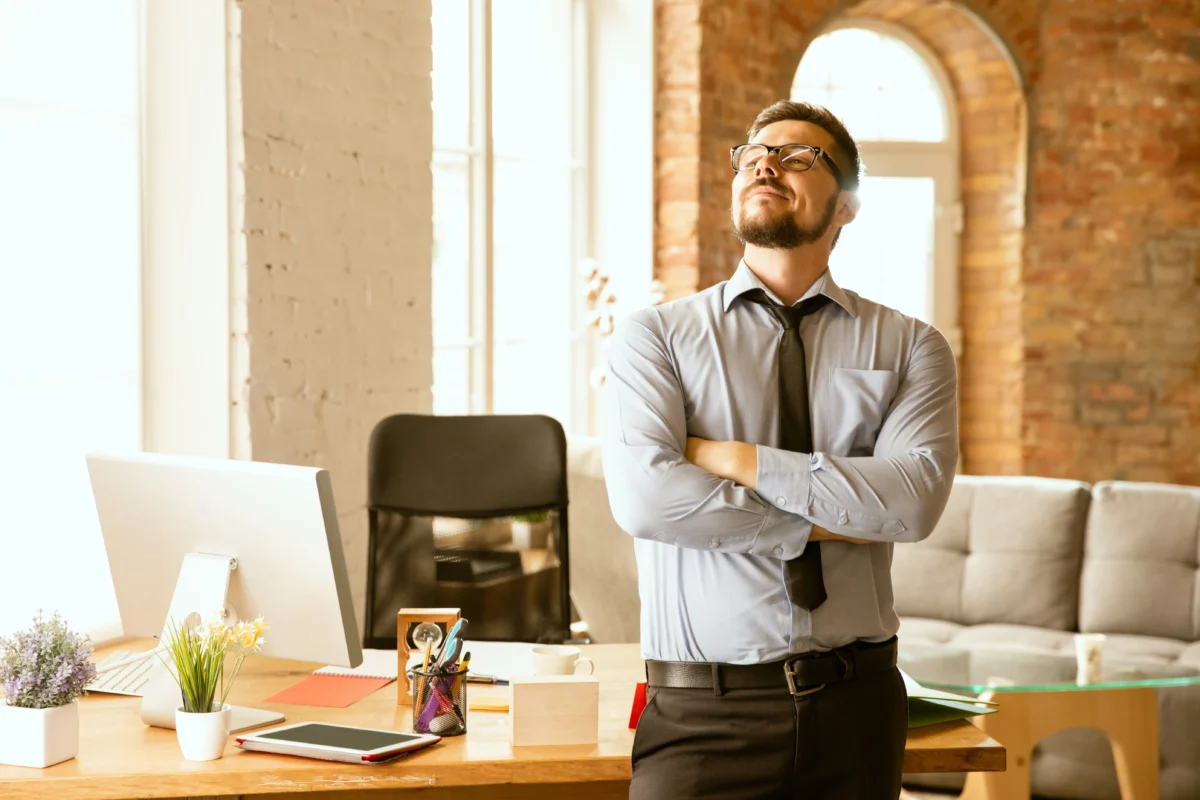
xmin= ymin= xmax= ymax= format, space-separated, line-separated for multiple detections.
xmin=600 ymin=262 xmax=959 ymax=664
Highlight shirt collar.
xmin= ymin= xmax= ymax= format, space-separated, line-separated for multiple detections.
xmin=722 ymin=259 xmax=858 ymax=317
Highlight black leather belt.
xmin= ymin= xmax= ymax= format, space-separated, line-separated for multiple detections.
xmin=646 ymin=637 xmax=898 ymax=697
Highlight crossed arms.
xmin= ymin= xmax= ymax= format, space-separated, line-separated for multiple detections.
xmin=599 ymin=307 xmax=959 ymax=556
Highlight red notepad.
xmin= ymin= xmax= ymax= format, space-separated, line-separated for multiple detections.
xmin=264 ymin=674 xmax=394 ymax=708
xmin=629 ymin=681 xmax=648 ymax=729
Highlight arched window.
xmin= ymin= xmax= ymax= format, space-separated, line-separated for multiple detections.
xmin=793 ymin=23 xmax=960 ymax=353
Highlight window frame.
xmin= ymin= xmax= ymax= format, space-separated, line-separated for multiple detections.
xmin=431 ymin=0 xmax=593 ymax=431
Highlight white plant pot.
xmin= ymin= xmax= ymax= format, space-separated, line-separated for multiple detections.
xmin=512 ymin=519 xmax=551 ymax=549
xmin=175 ymin=704 xmax=232 ymax=761
xmin=0 ymin=699 xmax=79 ymax=768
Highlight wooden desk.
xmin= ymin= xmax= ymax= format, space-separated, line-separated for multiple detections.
xmin=0 ymin=644 xmax=1004 ymax=800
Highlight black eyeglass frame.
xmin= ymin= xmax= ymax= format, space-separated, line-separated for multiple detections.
xmin=730 ymin=143 xmax=846 ymax=188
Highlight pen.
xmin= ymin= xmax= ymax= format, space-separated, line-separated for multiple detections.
xmin=451 ymin=653 xmax=472 ymax=695
xmin=465 ymin=674 xmax=509 ymax=685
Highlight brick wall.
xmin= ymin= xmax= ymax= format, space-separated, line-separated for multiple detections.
xmin=656 ymin=0 xmax=1200 ymax=485
xmin=655 ymin=0 xmax=703 ymax=302
xmin=1023 ymin=2 xmax=1200 ymax=485
xmin=237 ymin=0 xmax=434 ymax=623
xmin=840 ymin=1 xmax=1029 ymax=476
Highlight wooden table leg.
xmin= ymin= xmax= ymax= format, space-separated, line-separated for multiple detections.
xmin=959 ymin=690 xmax=1031 ymax=800
xmin=1101 ymin=688 xmax=1159 ymax=800
xmin=957 ymin=686 xmax=1159 ymax=800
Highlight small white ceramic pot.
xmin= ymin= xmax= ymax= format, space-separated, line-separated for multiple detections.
xmin=175 ymin=703 xmax=232 ymax=761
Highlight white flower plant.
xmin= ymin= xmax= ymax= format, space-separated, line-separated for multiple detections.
xmin=158 ymin=613 xmax=267 ymax=713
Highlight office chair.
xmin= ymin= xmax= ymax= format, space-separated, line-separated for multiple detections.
xmin=362 ymin=413 xmax=571 ymax=649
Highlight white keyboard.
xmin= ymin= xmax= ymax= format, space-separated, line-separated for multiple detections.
xmin=89 ymin=651 xmax=154 ymax=696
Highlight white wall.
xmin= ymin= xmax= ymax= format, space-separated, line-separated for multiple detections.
xmin=140 ymin=0 xmax=434 ymax=632
xmin=238 ymin=0 xmax=434 ymax=629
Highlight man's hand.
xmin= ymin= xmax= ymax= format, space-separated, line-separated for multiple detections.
xmin=685 ymin=437 xmax=757 ymax=487
xmin=809 ymin=525 xmax=874 ymax=545
xmin=688 ymin=438 xmax=876 ymax=546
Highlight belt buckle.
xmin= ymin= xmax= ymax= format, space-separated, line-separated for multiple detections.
xmin=783 ymin=656 xmax=825 ymax=697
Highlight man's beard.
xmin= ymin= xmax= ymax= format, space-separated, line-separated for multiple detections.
xmin=732 ymin=183 xmax=839 ymax=249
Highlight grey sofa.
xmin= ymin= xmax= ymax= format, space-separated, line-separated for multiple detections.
xmin=566 ymin=435 xmax=1200 ymax=799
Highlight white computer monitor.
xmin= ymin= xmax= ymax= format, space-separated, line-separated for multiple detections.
xmin=86 ymin=451 xmax=363 ymax=732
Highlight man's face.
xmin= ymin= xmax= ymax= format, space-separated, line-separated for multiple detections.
xmin=730 ymin=119 xmax=849 ymax=249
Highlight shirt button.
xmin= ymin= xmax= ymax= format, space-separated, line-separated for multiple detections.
xmin=710 ymin=537 xmax=721 ymax=548
xmin=776 ymin=496 xmax=787 ymax=506
xmin=838 ymin=511 xmax=849 ymax=524
xmin=773 ymin=546 xmax=784 ymax=556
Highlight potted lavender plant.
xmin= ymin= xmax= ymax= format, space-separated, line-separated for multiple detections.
xmin=0 ymin=612 xmax=97 ymax=768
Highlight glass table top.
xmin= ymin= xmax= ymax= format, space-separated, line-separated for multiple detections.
xmin=898 ymin=644 xmax=1200 ymax=695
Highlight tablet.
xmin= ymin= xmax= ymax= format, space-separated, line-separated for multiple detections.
xmin=236 ymin=721 xmax=441 ymax=763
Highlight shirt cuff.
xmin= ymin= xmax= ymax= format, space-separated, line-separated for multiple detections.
xmin=755 ymin=445 xmax=814 ymax=516
xmin=749 ymin=501 xmax=813 ymax=560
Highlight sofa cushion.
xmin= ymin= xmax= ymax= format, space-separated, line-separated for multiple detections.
xmin=1079 ymin=480 xmax=1200 ymax=641
xmin=1179 ymin=641 xmax=1200 ymax=671
xmin=893 ymin=475 xmax=1091 ymax=630
xmin=897 ymin=616 xmax=963 ymax=645
xmin=1101 ymin=633 xmax=1188 ymax=665
xmin=948 ymin=622 xmax=1076 ymax=653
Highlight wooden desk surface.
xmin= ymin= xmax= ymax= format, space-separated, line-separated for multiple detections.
xmin=0 ymin=642 xmax=1004 ymax=800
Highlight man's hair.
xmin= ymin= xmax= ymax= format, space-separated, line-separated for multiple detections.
xmin=748 ymin=100 xmax=862 ymax=191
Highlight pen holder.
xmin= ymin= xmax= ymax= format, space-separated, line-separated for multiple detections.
xmin=411 ymin=667 xmax=468 ymax=737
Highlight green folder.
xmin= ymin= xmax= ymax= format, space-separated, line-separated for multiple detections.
xmin=902 ymin=670 xmax=998 ymax=729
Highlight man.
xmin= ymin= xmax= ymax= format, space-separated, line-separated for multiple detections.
xmin=600 ymin=100 xmax=959 ymax=799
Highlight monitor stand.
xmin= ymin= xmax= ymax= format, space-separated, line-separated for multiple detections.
xmin=139 ymin=552 xmax=285 ymax=733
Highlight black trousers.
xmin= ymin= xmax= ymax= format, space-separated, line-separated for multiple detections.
xmin=630 ymin=665 xmax=908 ymax=800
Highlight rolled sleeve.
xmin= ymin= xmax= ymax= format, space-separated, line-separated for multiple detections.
xmin=755 ymin=444 xmax=815 ymax=514
xmin=750 ymin=501 xmax=814 ymax=559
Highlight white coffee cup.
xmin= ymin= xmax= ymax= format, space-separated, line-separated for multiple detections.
xmin=531 ymin=645 xmax=594 ymax=676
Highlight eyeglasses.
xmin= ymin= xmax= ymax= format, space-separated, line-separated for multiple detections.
xmin=730 ymin=144 xmax=845 ymax=187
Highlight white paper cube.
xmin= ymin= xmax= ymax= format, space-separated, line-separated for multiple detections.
xmin=509 ymin=675 xmax=599 ymax=747
xmin=0 ymin=700 xmax=80 ymax=768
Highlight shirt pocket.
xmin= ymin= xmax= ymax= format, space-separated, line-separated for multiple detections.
xmin=825 ymin=368 xmax=899 ymax=456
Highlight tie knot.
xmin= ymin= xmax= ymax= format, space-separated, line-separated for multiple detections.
xmin=743 ymin=289 xmax=831 ymax=330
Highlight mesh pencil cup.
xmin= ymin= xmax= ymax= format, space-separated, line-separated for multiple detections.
xmin=411 ymin=666 xmax=468 ymax=736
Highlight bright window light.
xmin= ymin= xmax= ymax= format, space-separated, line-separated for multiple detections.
xmin=0 ymin=0 xmax=139 ymax=642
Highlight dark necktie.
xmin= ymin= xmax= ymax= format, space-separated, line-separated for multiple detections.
xmin=744 ymin=289 xmax=831 ymax=612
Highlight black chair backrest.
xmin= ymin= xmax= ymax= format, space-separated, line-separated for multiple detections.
xmin=363 ymin=413 xmax=571 ymax=648
xmin=368 ymin=413 xmax=567 ymax=517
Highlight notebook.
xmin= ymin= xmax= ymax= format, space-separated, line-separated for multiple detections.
xmin=902 ymin=670 xmax=998 ymax=728
xmin=263 ymin=650 xmax=399 ymax=708
xmin=264 ymin=674 xmax=393 ymax=708
xmin=314 ymin=649 xmax=399 ymax=680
